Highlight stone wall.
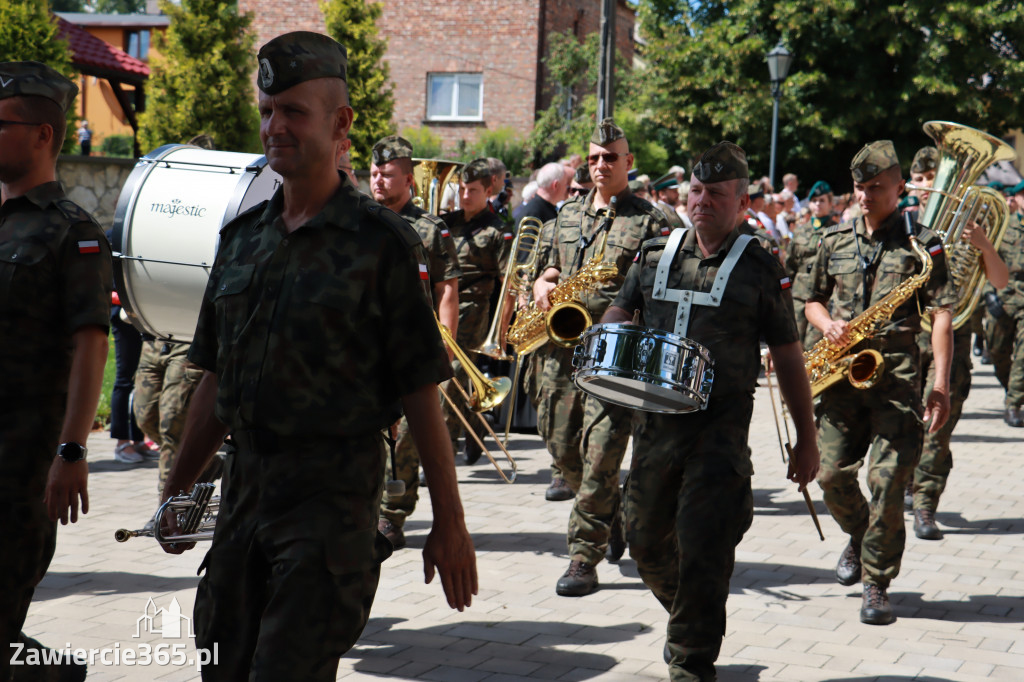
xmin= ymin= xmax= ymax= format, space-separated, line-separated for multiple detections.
xmin=56 ymin=155 xmax=136 ymax=232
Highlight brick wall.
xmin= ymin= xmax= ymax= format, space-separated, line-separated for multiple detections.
xmin=241 ymin=0 xmax=326 ymax=52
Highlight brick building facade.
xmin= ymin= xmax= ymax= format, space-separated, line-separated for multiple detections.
xmin=239 ymin=0 xmax=635 ymax=152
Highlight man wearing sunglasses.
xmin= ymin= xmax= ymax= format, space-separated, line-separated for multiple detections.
xmin=532 ymin=118 xmax=669 ymax=596
xmin=0 ymin=61 xmax=112 ymax=682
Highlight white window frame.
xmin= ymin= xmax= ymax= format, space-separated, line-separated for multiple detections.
xmin=426 ymin=72 xmax=483 ymax=122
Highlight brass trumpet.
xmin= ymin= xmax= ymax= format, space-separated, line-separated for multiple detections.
xmin=114 ymin=482 xmax=218 ymax=544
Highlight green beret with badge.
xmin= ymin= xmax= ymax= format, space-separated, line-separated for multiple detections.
xmin=462 ymin=158 xmax=491 ymax=184
xmin=257 ymin=31 xmax=347 ymax=95
xmin=371 ymin=135 xmax=414 ymax=166
xmin=806 ymin=180 xmax=833 ymax=200
xmin=591 ymin=117 xmax=625 ymax=146
xmin=850 ymin=140 xmax=899 ymax=182
xmin=910 ymin=146 xmax=939 ymax=174
xmin=692 ymin=141 xmax=748 ymax=183
xmin=0 ymin=61 xmax=78 ymax=113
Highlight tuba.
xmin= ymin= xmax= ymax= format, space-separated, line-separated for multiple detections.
xmin=907 ymin=121 xmax=1016 ymax=330
xmin=412 ymin=158 xmax=463 ymax=214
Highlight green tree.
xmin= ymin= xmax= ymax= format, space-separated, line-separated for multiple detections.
xmin=138 ymin=0 xmax=259 ymax=154
xmin=637 ymin=0 xmax=1024 ymax=191
xmin=1 ymin=1 xmax=77 ymax=154
xmin=322 ymin=0 xmax=395 ymax=167
xmin=49 ymin=0 xmax=89 ymax=12
xmin=92 ymin=0 xmax=146 ymax=13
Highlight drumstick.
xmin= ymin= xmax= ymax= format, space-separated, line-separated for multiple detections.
xmin=786 ymin=443 xmax=824 ymax=541
xmin=761 ymin=350 xmax=788 ymax=463
xmin=631 ymin=309 xmax=642 ymax=325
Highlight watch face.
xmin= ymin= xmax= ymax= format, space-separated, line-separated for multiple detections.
xmin=58 ymin=442 xmax=86 ymax=462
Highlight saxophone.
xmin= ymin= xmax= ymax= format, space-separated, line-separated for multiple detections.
xmin=804 ymin=230 xmax=934 ymax=398
xmin=507 ymin=197 xmax=619 ymax=355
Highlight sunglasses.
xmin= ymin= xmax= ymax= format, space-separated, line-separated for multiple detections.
xmin=587 ymin=152 xmax=621 ymax=165
xmin=569 ymin=186 xmax=589 ymax=195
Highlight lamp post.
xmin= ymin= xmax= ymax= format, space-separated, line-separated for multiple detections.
xmin=766 ymin=42 xmax=794 ymax=190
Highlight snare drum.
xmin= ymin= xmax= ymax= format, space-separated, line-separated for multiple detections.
xmin=110 ymin=144 xmax=282 ymax=341
xmin=572 ymin=323 xmax=714 ymax=413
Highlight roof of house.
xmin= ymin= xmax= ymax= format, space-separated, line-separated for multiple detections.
xmin=54 ymin=12 xmax=170 ymax=28
xmin=55 ymin=15 xmax=150 ymax=80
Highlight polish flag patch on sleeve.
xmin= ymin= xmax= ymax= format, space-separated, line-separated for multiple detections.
xmin=419 ymin=263 xmax=429 ymax=281
xmin=928 ymin=243 xmax=943 ymax=257
xmin=503 ymin=232 xmax=513 ymax=241
xmin=780 ymin=277 xmax=792 ymax=290
xmin=440 ymin=228 xmax=450 ymax=238
xmin=633 ymin=251 xmax=640 ymax=263
xmin=661 ymin=226 xmax=671 ymax=236
xmin=78 ymin=240 xmax=100 ymax=254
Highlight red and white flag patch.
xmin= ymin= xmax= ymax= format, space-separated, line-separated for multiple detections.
xmin=633 ymin=251 xmax=640 ymax=263
xmin=503 ymin=232 xmax=513 ymax=241
xmin=418 ymin=263 xmax=429 ymax=281
xmin=928 ymin=243 xmax=943 ymax=257
xmin=440 ymin=228 xmax=450 ymax=238
xmin=661 ymin=226 xmax=671 ymax=236
xmin=780 ymin=277 xmax=792 ymax=290
xmin=78 ymin=240 xmax=100 ymax=254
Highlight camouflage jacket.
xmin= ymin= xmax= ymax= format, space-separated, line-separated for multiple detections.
xmin=614 ymin=226 xmax=798 ymax=400
xmin=993 ymin=212 xmax=1024 ymax=310
xmin=738 ymin=221 xmax=782 ymax=262
xmin=398 ymin=200 xmax=462 ymax=297
xmin=441 ymin=208 xmax=511 ymax=302
xmin=654 ymin=199 xmax=685 ymax=229
xmin=0 ymin=182 xmax=111 ymax=401
xmin=548 ymin=189 xmax=670 ymax=320
xmin=189 ymin=174 xmax=451 ymax=437
xmin=806 ymin=210 xmax=956 ymax=345
xmin=786 ymin=214 xmax=837 ymax=294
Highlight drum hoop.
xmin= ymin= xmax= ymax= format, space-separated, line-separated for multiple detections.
xmin=574 ymin=367 xmax=704 ymax=414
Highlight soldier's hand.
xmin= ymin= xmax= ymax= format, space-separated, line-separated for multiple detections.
xmin=923 ymin=388 xmax=950 ymax=434
xmin=786 ymin=439 xmax=820 ymax=490
xmin=158 ymin=503 xmax=196 ymax=555
xmin=533 ymin=279 xmax=557 ymax=311
xmin=423 ymin=518 xmax=478 ymax=612
xmin=44 ymin=457 xmax=89 ymax=524
xmin=823 ymin=320 xmax=850 ymax=347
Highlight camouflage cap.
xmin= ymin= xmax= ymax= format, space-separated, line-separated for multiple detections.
xmin=692 ymin=142 xmax=748 ymax=184
xmin=371 ymin=135 xmax=413 ymax=166
xmin=257 ymin=31 xmax=347 ymax=95
xmin=591 ymin=117 xmax=626 ymax=146
xmin=850 ymin=140 xmax=898 ymax=182
xmin=910 ymin=146 xmax=939 ymax=175
xmin=573 ymin=165 xmax=592 ymax=185
xmin=806 ymin=180 xmax=833 ymax=200
xmin=461 ymin=158 xmax=492 ymax=184
xmin=0 ymin=61 xmax=78 ymax=113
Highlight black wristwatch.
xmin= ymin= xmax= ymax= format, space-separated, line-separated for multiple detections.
xmin=57 ymin=442 xmax=88 ymax=463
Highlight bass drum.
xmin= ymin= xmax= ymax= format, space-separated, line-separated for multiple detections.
xmin=572 ymin=323 xmax=714 ymax=413
xmin=110 ymin=144 xmax=282 ymax=342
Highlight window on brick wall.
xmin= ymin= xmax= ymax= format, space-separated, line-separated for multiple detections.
xmin=426 ymin=73 xmax=483 ymax=121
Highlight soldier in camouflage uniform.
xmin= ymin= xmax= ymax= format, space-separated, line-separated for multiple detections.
xmin=984 ymin=188 xmax=1024 ymax=427
xmin=787 ymin=181 xmax=838 ymax=348
xmin=907 ymin=146 xmax=1008 ymax=538
xmin=604 ymin=141 xmax=819 ymax=682
xmin=532 ymin=119 xmax=669 ymax=595
xmin=651 ymin=173 xmax=686 ymax=230
xmin=0 ymin=61 xmax=111 ymax=682
xmin=158 ymin=33 xmax=476 ymax=681
xmin=133 ymin=340 xmax=205 ymax=495
xmin=369 ymin=135 xmax=462 ymax=549
xmin=439 ymin=159 xmax=513 ymax=456
xmin=805 ymin=141 xmax=957 ymax=625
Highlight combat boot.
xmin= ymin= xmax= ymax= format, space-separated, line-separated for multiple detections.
xmin=913 ymin=508 xmax=943 ymax=540
xmin=378 ymin=518 xmax=406 ymax=550
xmin=860 ymin=583 xmax=894 ymax=625
xmin=1004 ymin=406 xmax=1023 ymax=427
xmin=545 ymin=477 xmax=575 ymax=501
xmin=903 ymin=480 xmax=913 ymax=512
xmin=835 ymin=539 xmax=862 ymax=586
xmin=605 ymin=511 xmax=626 ymax=563
xmin=555 ymin=560 xmax=598 ymax=596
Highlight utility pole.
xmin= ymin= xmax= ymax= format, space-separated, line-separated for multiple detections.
xmin=596 ymin=0 xmax=616 ymax=120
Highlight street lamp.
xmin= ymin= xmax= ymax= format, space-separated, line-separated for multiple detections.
xmin=766 ymin=42 xmax=794 ymax=189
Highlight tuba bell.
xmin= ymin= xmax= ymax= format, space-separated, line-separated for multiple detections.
xmin=907 ymin=121 xmax=1016 ymax=331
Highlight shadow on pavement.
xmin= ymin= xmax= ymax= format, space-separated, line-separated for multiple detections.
xmin=35 ymin=571 xmax=199 ymax=600
xmin=934 ymin=511 xmax=1023 ymax=535
xmin=893 ymin=590 xmax=1024 ymax=623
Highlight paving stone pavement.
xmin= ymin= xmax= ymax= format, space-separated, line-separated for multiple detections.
xmin=20 ymin=361 xmax=1024 ymax=681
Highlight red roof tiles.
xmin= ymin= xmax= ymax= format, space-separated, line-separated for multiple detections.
xmin=55 ymin=16 xmax=150 ymax=79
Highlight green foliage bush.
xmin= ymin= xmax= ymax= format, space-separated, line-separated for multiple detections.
xmin=400 ymin=126 xmax=443 ymax=159
xmin=472 ymin=127 xmax=530 ymax=176
xmin=99 ymin=134 xmax=134 ymax=158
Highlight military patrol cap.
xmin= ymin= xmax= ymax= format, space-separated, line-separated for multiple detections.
xmin=0 ymin=61 xmax=78 ymax=113
xmin=574 ymin=165 xmax=592 ymax=184
xmin=371 ymin=135 xmax=413 ymax=166
xmin=806 ymin=180 xmax=833 ymax=200
xmin=910 ymin=146 xmax=939 ymax=174
xmin=747 ymin=184 xmax=764 ymax=200
xmin=651 ymin=172 xmax=678 ymax=192
xmin=257 ymin=31 xmax=347 ymax=95
xmin=461 ymin=158 xmax=491 ymax=184
xmin=850 ymin=140 xmax=899 ymax=182
xmin=691 ymin=142 xmax=748 ymax=183
xmin=591 ymin=117 xmax=626 ymax=146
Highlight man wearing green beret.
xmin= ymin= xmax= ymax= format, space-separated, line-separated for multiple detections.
xmin=0 ymin=60 xmax=111 ymax=682
xmin=159 ymin=32 xmax=477 ymax=680
xmin=787 ymin=180 xmax=837 ymax=348
xmin=368 ymin=135 xmax=462 ymax=549
xmin=602 ymin=141 xmax=819 ymax=682
xmin=532 ymin=117 xmax=669 ymax=595
xmin=805 ymin=140 xmax=956 ymax=625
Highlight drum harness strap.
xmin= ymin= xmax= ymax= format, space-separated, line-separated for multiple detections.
xmin=651 ymin=228 xmax=754 ymax=337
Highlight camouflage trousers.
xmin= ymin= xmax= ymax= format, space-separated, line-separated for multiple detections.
xmin=985 ymin=304 xmax=1024 ymax=408
xmin=194 ymin=430 xmax=392 ymax=681
xmin=816 ymin=348 xmax=923 ymax=588
xmin=0 ymin=399 xmax=62 ymax=682
xmin=535 ymin=347 xmax=584 ymax=483
xmin=912 ymin=330 xmax=973 ymax=512
xmin=133 ymin=341 xmax=203 ymax=495
xmin=624 ymin=399 xmax=754 ymax=682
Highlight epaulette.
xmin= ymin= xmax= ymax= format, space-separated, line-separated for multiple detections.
xmin=823 ymin=221 xmax=854 ymax=237
xmin=640 ymin=235 xmax=670 ymax=254
xmin=54 ymin=198 xmax=97 ymax=225
xmin=629 ymin=194 xmax=666 ymax=222
xmin=367 ymin=203 xmax=423 ymax=250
